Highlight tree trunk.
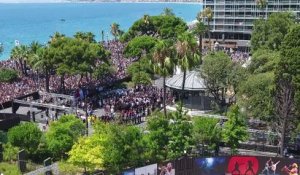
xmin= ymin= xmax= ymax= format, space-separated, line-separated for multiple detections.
xmin=19 ymin=58 xmax=24 ymax=75
xmin=276 ymin=77 xmax=294 ymax=157
xmin=181 ymin=70 xmax=187 ymax=106
xmin=78 ymin=74 xmax=83 ymax=86
xmin=60 ymin=74 xmax=65 ymax=92
xmin=163 ymin=76 xmax=167 ymax=117
xmin=23 ymin=60 xmax=28 ymax=76
xmin=199 ymin=34 xmax=203 ymax=56
xmin=280 ymin=117 xmax=287 ymax=156
xmin=208 ymin=21 xmax=211 ymax=51
xmin=45 ymin=69 xmax=50 ymax=92
xmin=85 ymin=72 xmax=89 ymax=83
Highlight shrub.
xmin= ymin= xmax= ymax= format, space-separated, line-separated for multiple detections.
xmin=0 ymin=162 xmax=21 ymax=175
xmin=0 ymin=68 xmax=18 ymax=82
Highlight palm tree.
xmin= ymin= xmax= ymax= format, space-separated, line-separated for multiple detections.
xmin=152 ymin=40 xmax=174 ymax=116
xmin=162 ymin=8 xmax=175 ymax=16
xmin=29 ymin=41 xmax=43 ymax=54
xmin=256 ymin=0 xmax=268 ymax=19
xmin=175 ymin=32 xmax=200 ymax=104
xmin=143 ymin=14 xmax=150 ymax=25
xmin=192 ymin=21 xmax=207 ymax=56
xmin=0 ymin=43 xmax=3 ymax=55
xmin=199 ymin=7 xmax=213 ymax=50
xmin=10 ymin=45 xmax=30 ymax=75
xmin=101 ymin=30 xmax=105 ymax=42
xmin=110 ymin=23 xmax=122 ymax=40
xmin=28 ymin=47 xmax=52 ymax=92
xmin=49 ymin=32 xmax=65 ymax=44
xmin=74 ymin=32 xmax=96 ymax=43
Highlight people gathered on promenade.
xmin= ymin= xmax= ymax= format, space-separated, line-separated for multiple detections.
xmin=0 ymin=41 xmax=134 ymax=104
xmin=0 ymin=40 xmax=250 ymax=106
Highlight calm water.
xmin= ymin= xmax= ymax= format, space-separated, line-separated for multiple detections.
xmin=0 ymin=3 xmax=202 ymax=60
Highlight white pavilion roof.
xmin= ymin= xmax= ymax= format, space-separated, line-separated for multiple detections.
xmin=166 ymin=71 xmax=207 ymax=91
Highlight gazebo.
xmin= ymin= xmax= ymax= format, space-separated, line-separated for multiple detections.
xmin=166 ymin=71 xmax=206 ymax=91
xmin=166 ymin=71 xmax=212 ymax=111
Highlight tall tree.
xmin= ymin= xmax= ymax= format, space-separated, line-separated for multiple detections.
xmin=121 ymin=15 xmax=188 ymax=42
xmin=49 ymin=32 xmax=65 ymax=44
xmin=152 ymin=40 xmax=174 ymax=116
xmin=110 ymin=22 xmax=123 ymax=40
xmin=29 ymin=41 xmax=43 ymax=54
xmin=0 ymin=43 xmax=3 ymax=55
xmin=143 ymin=112 xmax=170 ymax=163
xmin=175 ymin=32 xmax=200 ymax=104
xmin=46 ymin=115 xmax=85 ymax=159
xmin=28 ymin=46 xmax=54 ymax=92
xmin=167 ymin=103 xmax=193 ymax=159
xmin=193 ymin=117 xmax=222 ymax=155
xmin=192 ymin=21 xmax=207 ymax=55
xmin=256 ymin=0 xmax=268 ymax=19
xmin=251 ymin=12 xmax=296 ymax=51
xmin=74 ymin=31 xmax=96 ymax=43
xmin=222 ymin=105 xmax=248 ymax=154
xmin=10 ymin=45 xmax=30 ymax=75
xmin=238 ymin=72 xmax=275 ymax=121
xmin=199 ymin=7 xmax=213 ymax=50
xmin=68 ymin=136 xmax=105 ymax=173
xmin=200 ymin=51 xmax=243 ymax=111
xmin=7 ymin=122 xmax=42 ymax=156
xmin=275 ymin=25 xmax=300 ymax=156
xmin=162 ymin=8 xmax=175 ymax=16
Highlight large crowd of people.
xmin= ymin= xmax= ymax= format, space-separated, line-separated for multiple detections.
xmin=0 ymin=41 xmax=135 ymax=104
xmin=0 ymin=40 xmax=250 ymax=106
xmin=100 ymin=85 xmax=173 ymax=123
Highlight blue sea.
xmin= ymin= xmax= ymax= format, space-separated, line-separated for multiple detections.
xmin=0 ymin=3 xmax=202 ymax=60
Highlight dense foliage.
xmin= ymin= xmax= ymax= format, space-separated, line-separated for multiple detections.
xmin=0 ymin=68 xmax=18 ymax=82
xmin=251 ymin=12 xmax=296 ymax=51
xmin=46 ymin=115 xmax=85 ymax=158
xmin=7 ymin=122 xmax=42 ymax=156
xmin=121 ymin=15 xmax=188 ymax=42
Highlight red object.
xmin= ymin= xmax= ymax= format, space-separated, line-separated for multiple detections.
xmin=227 ymin=156 xmax=259 ymax=175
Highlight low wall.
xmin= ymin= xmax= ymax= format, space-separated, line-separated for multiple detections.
xmin=0 ymin=113 xmax=29 ymax=131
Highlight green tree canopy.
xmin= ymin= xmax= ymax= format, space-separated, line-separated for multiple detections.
xmin=132 ymin=71 xmax=152 ymax=85
xmin=91 ymin=122 xmax=146 ymax=174
xmin=222 ymin=105 xmax=248 ymax=154
xmin=74 ymin=31 xmax=96 ymax=43
xmin=0 ymin=68 xmax=18 ymax=83
xmin=251 ymin=12 xmax=296 ymax=51
xmin=124 ymin=35 xmax=157 ymax=58
xmin=238 ymin=72 xmax=275 ymax=121
xmin=167 ymin=104 xmax=193 ymax=159
xmin=200 ymin=51 xmax=233 ymax=110
xmin=45 ymin=114 xmax=85 ymax=159
xmin=143 ymin=112 xmax=170 ymax=163
xmin=162 ymin=8 xmax=175 ymax=16
xmin=121 ymin=15 xmax=188 ymax=42
xmin=192 ymin=117 xmax=222 ymax=152
xmin=248 ymin=49 xmax=280 ymax=74
xmin=68 ymin=136 xmax=105 ymax=173
xmin=7 ymin=122 xmax=42 ymax=155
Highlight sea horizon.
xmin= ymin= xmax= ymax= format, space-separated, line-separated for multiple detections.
xmin=0 ymin=2 xmax=202 ymax=60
